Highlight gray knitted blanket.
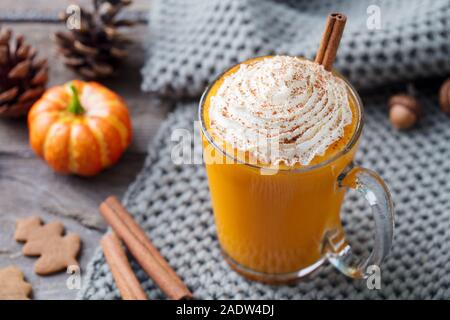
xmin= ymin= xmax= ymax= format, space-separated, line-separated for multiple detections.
xmin=79 ymin=90 xmax=450 ymax=299
xmin=79 ymin=0 xmax=450 ymax=299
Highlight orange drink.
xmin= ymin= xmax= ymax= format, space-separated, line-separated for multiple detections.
xmin=199 ymin=56 xmax=394 ymax=283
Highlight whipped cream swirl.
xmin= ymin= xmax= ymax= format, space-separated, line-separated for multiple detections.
xmin=209 ymin=56 xmax=353 ymax=166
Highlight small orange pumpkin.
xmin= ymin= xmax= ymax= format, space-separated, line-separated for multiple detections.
xmin=28 ymin=80 xmax=132 ymax=176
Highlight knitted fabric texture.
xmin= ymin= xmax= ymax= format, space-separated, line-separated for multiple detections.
xmin=79 ymin=90 xmax=450 ymax=299
xmin=141 ymin=0 xmax=450 ymax=98
xmin=78 ymin=0 xmax=450 ymax=299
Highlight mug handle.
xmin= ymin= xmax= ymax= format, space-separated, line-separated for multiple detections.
xmin=324 ymin=163 xmax=395 ymax=279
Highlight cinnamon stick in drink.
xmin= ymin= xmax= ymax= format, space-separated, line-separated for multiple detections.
xmin=315 ymin=12 xmax=347 ymax=71
xmin=101 ymin=232 xmax=148 ymax=300
xmin=100 ymin=196 xmax=193 ymax=300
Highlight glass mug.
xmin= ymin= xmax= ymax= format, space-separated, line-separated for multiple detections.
xmin=199 ymin=57 xmax=394 ymax=283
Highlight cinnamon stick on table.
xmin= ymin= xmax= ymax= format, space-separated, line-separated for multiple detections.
xmin=315 ymin=12 xmax=347 ymax=71
xmin=101 ymin=232 xmax=148 ymax=300
xmin=100 ymin=196 xmax=193 ymax=300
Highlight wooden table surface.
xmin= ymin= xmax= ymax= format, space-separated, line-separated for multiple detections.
xmin=0 ymin=0 xmax=171 ymax=299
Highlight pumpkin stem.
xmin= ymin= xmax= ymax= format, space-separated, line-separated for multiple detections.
xmin=68 ymin=84 xmax=85 ymax=115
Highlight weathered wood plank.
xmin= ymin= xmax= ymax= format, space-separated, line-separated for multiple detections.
xmin=0 ymin=0 xmax=149 ymax=22
xmin=0 ymin=21 xmax=170 ymax=299
xmin=0 ymin=152 xmax=146 ymax=228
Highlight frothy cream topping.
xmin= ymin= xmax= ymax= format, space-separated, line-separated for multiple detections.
xmin=209 ymin=56 xmax=353 ymax=166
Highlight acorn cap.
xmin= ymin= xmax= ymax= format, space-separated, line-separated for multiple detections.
xmin=388 ymin=94 xmax=421 ymax=118
xmin=439 ymin=78 xmax=450 ymax=115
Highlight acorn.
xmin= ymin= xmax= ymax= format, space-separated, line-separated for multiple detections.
xmin=439 ymin=77 xmax=450 ymax=116
xmin=388 ymin=94 xmax=421 ymax=130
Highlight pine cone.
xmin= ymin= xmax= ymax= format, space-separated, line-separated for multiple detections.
xmin=388 ymin=94 xmax=421 ymax=130
xmin=54 ymin=0 xmax=134 ymax=79
xmin=0 ymin=28 xmax=48 ymax=118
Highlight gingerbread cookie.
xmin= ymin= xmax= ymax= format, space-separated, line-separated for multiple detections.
xmin=15 ymin=216 xmax=81 ymax=275
xmin=0 ymin=266 xmax=32 ymax=300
